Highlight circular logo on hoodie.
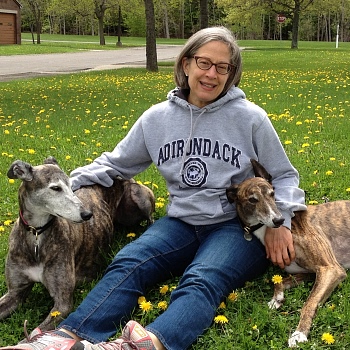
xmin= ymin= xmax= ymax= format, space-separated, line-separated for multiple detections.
xmin=181 ymin=158 xmax=208 ymax=187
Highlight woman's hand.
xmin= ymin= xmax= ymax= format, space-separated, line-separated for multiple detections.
xmin=264 ymin=226 xmax=295 ymax=269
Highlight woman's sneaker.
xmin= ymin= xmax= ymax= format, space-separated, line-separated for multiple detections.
xmin=73 ymin=321 xmax=155 ymax=350
xmin=0 ymin=327 xmax=77 ymax=350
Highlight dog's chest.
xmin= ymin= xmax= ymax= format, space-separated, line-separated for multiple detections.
xmin=24 ymin=264 xmax=44 ymax=282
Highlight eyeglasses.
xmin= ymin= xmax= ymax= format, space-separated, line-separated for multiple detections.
xmin=193 ymin=56 xmax=234 ymax=75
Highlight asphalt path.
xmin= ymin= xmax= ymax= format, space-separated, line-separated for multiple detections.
xmin=0 ymin=45 xmax=183 ymax=82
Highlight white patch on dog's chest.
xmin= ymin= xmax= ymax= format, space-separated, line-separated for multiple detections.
xmin=25 ymin=265 xmax=44 ymax=282
xmin=253 ymin=226 xmax=266 ymax=245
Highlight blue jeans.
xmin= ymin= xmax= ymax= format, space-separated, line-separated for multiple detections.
xmin=60 ymin=216 xmax=269 ymax=350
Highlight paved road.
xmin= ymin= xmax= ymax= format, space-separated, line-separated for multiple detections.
xmin=0 ymin=45 xmax=183 ymax=82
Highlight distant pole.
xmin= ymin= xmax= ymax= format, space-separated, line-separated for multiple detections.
xmin=336 ymin=23 xmax=339 ymax=48
xmin=116 ymin=5 xmax=122 ymax=47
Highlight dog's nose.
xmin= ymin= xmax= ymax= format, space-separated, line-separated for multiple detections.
xmin=81 ymin=210 xmax=93 ymax=221
xmin=273 ymin=216 xmax=285 ymax=227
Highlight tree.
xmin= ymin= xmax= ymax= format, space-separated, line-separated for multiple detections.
xmin=21 ymin=0 xmax=50 ymax=43
xmin=264 ymin=0 xmax=315 ymax=49
xmin=199 ymin=0 xmax=208 ymax=28
xmin=144 ymin=0 xmax=158 ymax=71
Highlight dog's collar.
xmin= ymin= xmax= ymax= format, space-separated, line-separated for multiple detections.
xmin=238 ymin=216 xmax=264 ymax=241
xmin=19 ymin=210 xmax=56 ymax=236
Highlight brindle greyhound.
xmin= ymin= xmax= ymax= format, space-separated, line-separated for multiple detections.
xmin=226 ymin=159 xmax=348 ymax=347
xmin=0 ymin=157 xmax=155 ymax=331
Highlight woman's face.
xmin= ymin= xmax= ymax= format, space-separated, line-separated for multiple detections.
xmin=182 ymin=41 xmax=231 ymax=108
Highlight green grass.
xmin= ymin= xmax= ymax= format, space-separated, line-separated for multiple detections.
xmin=0 ymin=40 xmax=350 ymax=348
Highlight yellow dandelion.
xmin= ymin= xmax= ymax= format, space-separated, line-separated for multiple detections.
xmin=252 ymin=324 xmax=259 ymax=331
xmin=28 ymin=149 xmax=35 ymax=154
xmin=296 ymin=121 xmax=303 ymax=125
xmin=8 ymin=179 xmax=15 ymax=184
xmin=4 ymin=220 xmax=12 ymax=226
xmin=271 ymin=275 xmax=283 ymax=284
xmin=138 ymin=296 xmax=146 ymax=304
xmin=346 ymin=188 xmax=350 ymax=192
xmin=309 ymin=200 xmax=319 ymax=205
xmin=0 ymin=226 xmax=5 ymax=232
xmin=139 ymin=301 xmax=153 ymax=313
xmin=321 ymin=332 xmax=335 ymax=345
xmin=66 ymin=155 xmax=71 ymax=160
xmin=228 ymin=291 xmax=238 ymax=302
xmin=325 ymin=170 xmax=333 ymax=176
xmin=84 ymin=129 xmax=91 ymax=134
xmin=157 ymin=301 xmax=168 ymax=311
xmin=4 ymin=130 xmax=10 ymax=134
xmin=159 ymin=285 xmax=169 ymax=295
xmin=214 ymin=315 xmax=228 ymax=324
xmin=127 ymin=232 xmax=136 ymax=238
xmin=155 ymin=202 xmax=165 ymax=209
xmin=284 ymin=140 xmax=292 ymax=145
xmin=328 ymin=303 xmax=335 ymax=311
xmin=218 ymin=302 xmax=226 ymax=309
xmin=50 ymin=311 xmax=61 ymax=317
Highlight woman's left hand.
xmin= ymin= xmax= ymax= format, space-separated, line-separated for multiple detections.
xmin=264 ymin=226 xmax=295 ymax=269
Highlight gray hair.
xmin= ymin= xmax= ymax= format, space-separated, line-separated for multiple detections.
xmin=174 ymin=26 xmax=242 ymax=93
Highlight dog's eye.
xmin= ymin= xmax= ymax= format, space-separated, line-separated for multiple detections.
xmin=248 ymin=197 xmax=258 ymax=204
xmin=51 ymin=186 xmax=62 ymax=192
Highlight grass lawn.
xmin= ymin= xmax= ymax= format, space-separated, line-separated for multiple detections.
xmin=0 ymin=37 xmax=350 ymax=348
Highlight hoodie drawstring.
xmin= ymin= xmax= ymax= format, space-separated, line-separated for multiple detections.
xmin=179 ymin=107 xmax=207 ymax=176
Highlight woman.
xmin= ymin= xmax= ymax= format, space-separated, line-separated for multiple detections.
xmin=3 ymin=26 xmax=306 ymax=350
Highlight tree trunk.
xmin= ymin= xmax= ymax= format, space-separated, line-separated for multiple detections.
xmin=291 ymin=1 xmax=300 ymax=49
xmin=144 ymin=0 xmax=158 ymax=72
xmin=199 ymin=0 xmax=208 ymax=29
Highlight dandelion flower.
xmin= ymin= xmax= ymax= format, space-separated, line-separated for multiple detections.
xmin=127 ymin=232 xmax=136 ymax=238
xmin=272 ymin=275 xmax=283 ymax=284
xmin=138 ymin=296 xmax=146 ymax=304
xmin=4 ymin=220 xmax=12 ymax=226
xmin=8 ymin=179 xmax=15 ymax=184
xmin=214 ymin=315 xmax=228 ymax=324
xmin=159 ymin=285 xmax=169 ymax=295
xmin=218 ymin=302 xmax=226 ymax=309
xmin=252 ymin=324 xmax=258 ymax=331
xmin=157 ymin=301 xmax=168 ymax=311
xmin=228 ymin=291 xmax=238 ymax=302
xmin=321 ymin=332 xmax=335 ymax=344
xmin=325 ymin=170 xmax=333 ymax=176
xmin=66 ymin=155 xmax=71 ymax=160
xmin=284 ymin=140 xmax=292 ymax=145
xmin=50 ymin=311 xmax=61 ymax=317
xmin=139 ymin=301 xmax=153 ymax=313
xmin=0 ymin=226 xmax=5 ymax=232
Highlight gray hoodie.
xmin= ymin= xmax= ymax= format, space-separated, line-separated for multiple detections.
xmin=70 ymin=86 xmax=306 ymax=228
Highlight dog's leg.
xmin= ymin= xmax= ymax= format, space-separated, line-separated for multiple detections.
xmin=268 ymin=273 xmax=315 ymax=309
xmin=288 ymin=265 xmax=346 ymax=347
xmin=0 ymin=285 xmax=34 ymax=320
xmin=38 ymin=265 xmax=76 ymax=330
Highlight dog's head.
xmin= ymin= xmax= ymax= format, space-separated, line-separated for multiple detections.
xmin=226 ymin=159 xmax=285 ymax=228
xmin=8 ymin=157 xmax=92 ymax=223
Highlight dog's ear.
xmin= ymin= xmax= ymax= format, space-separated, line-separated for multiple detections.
xmin=250 ymin=159 xmax=272 ymax=183
xmin=226 ymin=184 xmax=239 ymax=203
xmin=7 ymin=160 xmax=34 ymax=181
xmin=44 ymin=156 xmax=59 ymax=166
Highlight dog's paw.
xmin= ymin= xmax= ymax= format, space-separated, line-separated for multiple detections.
xmin=288 ymin=331 xmax=308 ymax=348
xmin=267 ymin=291 xmax=284 ymax=309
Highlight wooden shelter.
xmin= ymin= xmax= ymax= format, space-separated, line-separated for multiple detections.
xmin=0 ymin=0 xmax=21 ymax=44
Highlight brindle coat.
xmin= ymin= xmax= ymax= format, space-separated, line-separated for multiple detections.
xmin=0 ymin=157 xmax=155 ymax=331
xmin=226 ymin=159 xmax=348 ymax=347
